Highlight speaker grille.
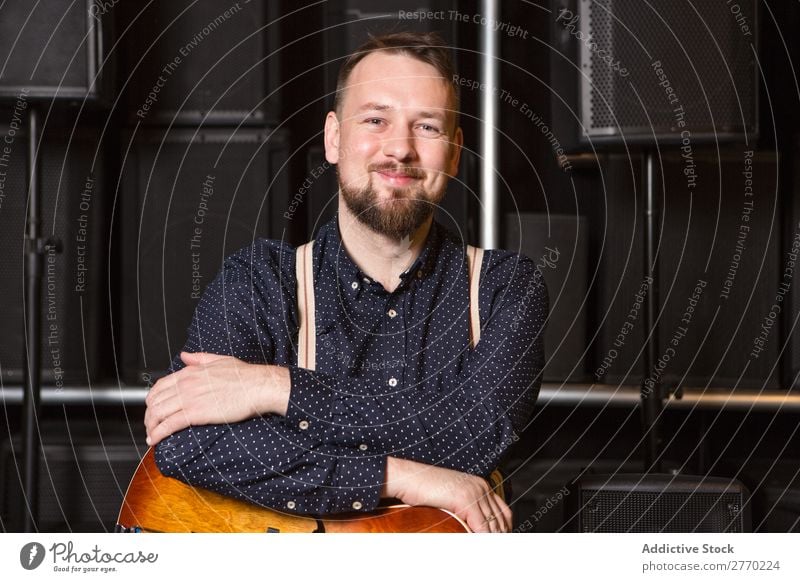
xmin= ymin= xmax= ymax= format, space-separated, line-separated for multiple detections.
xmin=576 ymin=0 xmax=758 ymax=143
xmin=573 ymin=474 xmax=750 ymax=532
xmin=581 ymin=490 xmax=744 ymax=532
xmin=0 ymin=0 xmax=110 ymax=100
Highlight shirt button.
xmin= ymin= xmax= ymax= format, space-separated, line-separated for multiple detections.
xmin=287 ymin=501 xmax=296 ymax=510
xmin=352 ymin=501 xmax=363 ymax=510
xmin=417 ymin=270 xmax=423 ymax=279
xmin=387 ymin=309 xmax=397 ymax=318
xmin=351 ymin=281 xmax=359 ymax=290
xmin=388 ymin=377 xmax=398 ymax=387
xmin=359 ymin=443 xmax=368 ymax=451
xmin=298 ymin=420 xmax=309 ymax=430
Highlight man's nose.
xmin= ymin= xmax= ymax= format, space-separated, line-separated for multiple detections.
xmin=381 ymin=125 xmax=416 ymax=162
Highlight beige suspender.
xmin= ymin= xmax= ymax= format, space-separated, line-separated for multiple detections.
xmin=466 ymin=244 xmax=484 ymax=348
xmin=295 ymin=242 xmax=484 ymax=369
xmin=295 ymin=241 xmax=316 ymax=370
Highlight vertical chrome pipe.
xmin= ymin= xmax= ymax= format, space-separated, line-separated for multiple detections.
xmin=479 ymin=0 xmax=500 ymax=249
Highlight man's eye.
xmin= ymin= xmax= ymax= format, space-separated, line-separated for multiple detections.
xmin=418 ymin=124 xmax=442 ymax=135
xmin=365 ymin=118 xmax=385 ymax=126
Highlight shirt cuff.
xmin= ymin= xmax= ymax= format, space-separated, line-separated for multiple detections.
xmin=278 ymin=452 xmax=385 ymax=515
xmin=285 ymin=365 xmax=340 ymax=440
xmin=331 ymin=452 xmax=386 ymax=513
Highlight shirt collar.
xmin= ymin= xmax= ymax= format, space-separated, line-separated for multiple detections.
xmin=398 ymin=220 xmax=442 ymax=283
xmin=317 ymin=212 xmax=444 ymax=295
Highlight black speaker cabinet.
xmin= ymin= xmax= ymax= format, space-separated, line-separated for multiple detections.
xmin=550 ymin=0 xmax=759 ymax=150
xmin=0 ymin=435 xmax=142 ymax=532
xmin=566 ymin=473 xmax=751 ymax=532
xmin=589 ymin=155 xmax=647 ymax=385
xmin=117 ymin=0 xmax=280 ymax=125
xmin=659 ymin=150 xmax=780 ymax=389
xmin=0 ymin=0 xmax=114 ymax=103
xmin=590 ymin=151 xmax=780 ymax=389
xmin=120 ymin=127 xmax=290 ymax=383
xmin=718 ymin=459 xmax=800 ymax=533
xmin=0 ymin=124 xmax=109 ymax=384
xmin=505 ymin=213 xmax=589 ymax=382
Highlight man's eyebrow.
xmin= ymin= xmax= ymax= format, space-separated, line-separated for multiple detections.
xmin=357 ymin=102 xmax=393 ymax=113
xmin=356 ymin=102 xmax=447 ymax=122
xmin=415 ymin=110 xmax=447 ymax=123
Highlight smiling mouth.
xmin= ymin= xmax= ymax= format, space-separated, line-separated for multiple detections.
xmin=377 ymin=171 xmax=419 ymax=186
xmin=372 ymin=166 xmax=425 ymax=187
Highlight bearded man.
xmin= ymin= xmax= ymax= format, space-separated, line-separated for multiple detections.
xmin=144 ymin=31 xmax=547 ymax=533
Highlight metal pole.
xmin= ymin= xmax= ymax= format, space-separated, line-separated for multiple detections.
xmin=21 ymin=105 xmax=42 ymax=532
xmin=479 ymin=0 xmax=499 ymax=249
xmin=642 ymin=152 xmax=662 ymax=472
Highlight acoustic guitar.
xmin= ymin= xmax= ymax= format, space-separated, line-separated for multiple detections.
xmin=116 ymin=447 xmax=470 ymax=533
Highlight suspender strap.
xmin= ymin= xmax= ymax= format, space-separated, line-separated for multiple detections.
xmin=466 ymin=244 xmax=484 ymax=348
xmin=295 ymin=242 xmax=485 ymax=369
xmin=295 ymin=241 xmax=316 ymax=370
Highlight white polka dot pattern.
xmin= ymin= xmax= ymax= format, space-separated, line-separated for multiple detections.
xmin=154 ymin=214 xmax=547 ymax=515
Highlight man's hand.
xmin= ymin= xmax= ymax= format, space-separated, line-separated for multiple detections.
xmin=382 ymin=457 xmax=512 ymax=533
xmin=144 ymin=352 xmax=290 ymax=446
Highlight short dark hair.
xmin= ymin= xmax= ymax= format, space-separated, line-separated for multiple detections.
xmin=333 ymin=31 xmax=460 ymax=127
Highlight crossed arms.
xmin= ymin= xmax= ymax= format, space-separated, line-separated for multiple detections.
xmin=144 ymin=242 xmax=547 ymax=532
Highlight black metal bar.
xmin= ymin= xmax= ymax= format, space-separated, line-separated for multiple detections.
xmin=642 ymin=152 xmax=662 ymax=472
xmin=21 ymin=104 xmax=42 ymax=532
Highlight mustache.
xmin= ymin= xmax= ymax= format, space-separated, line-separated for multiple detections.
xmin=368 ymin=163 xmax=426 ymax=179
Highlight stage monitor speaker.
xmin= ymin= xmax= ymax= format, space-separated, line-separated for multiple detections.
xmin=507 ymin=458 xmax=644 ymax=533
xmin=505 ymin=213 xmax=589 ymax=382
xmin=718 ymin=459 xmax=800 ymax=532
xmin=0 ymin=435 xmax=142 ymax=532
xmin=550 ymin=0 xmax=759 ymax=150
xmin=0 ymin=0 xmax=113 ymax=103
xmin=120 ymin=127 xmax=290 ymax=384
xmin=118 ymin=0 xmax=280 ymax=125
xmin=0 ymin=124 xmax=109 ymax=384
xmin=566 ymin=473 xmax=751 ymax=532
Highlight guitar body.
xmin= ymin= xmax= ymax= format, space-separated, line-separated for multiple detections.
xmin=117 ymin=448 xmax=469 ymax=533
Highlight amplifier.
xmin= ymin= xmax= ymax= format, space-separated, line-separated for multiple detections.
xmin=566 ymin=473 xmax=751 ymax=532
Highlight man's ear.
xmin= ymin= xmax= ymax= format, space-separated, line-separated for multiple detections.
xmin=447 ymin=126 xmax=463 ymax=177
xmin=324 ymin=111 xmax=340 ymax=164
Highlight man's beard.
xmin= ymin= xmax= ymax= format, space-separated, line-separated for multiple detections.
xmin=339 ymin=164 xmax=444 ymax=241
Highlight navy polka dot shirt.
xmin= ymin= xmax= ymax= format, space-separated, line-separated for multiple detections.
xmin=154 ymin=213 xmax=547 ymax=515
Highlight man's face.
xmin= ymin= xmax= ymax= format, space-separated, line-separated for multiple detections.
xmin=324 ymin=52 xmax=463 ymax=240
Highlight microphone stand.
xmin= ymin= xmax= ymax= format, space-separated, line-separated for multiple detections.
xmin=21 ymin=105 xmax=60 ymax=532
